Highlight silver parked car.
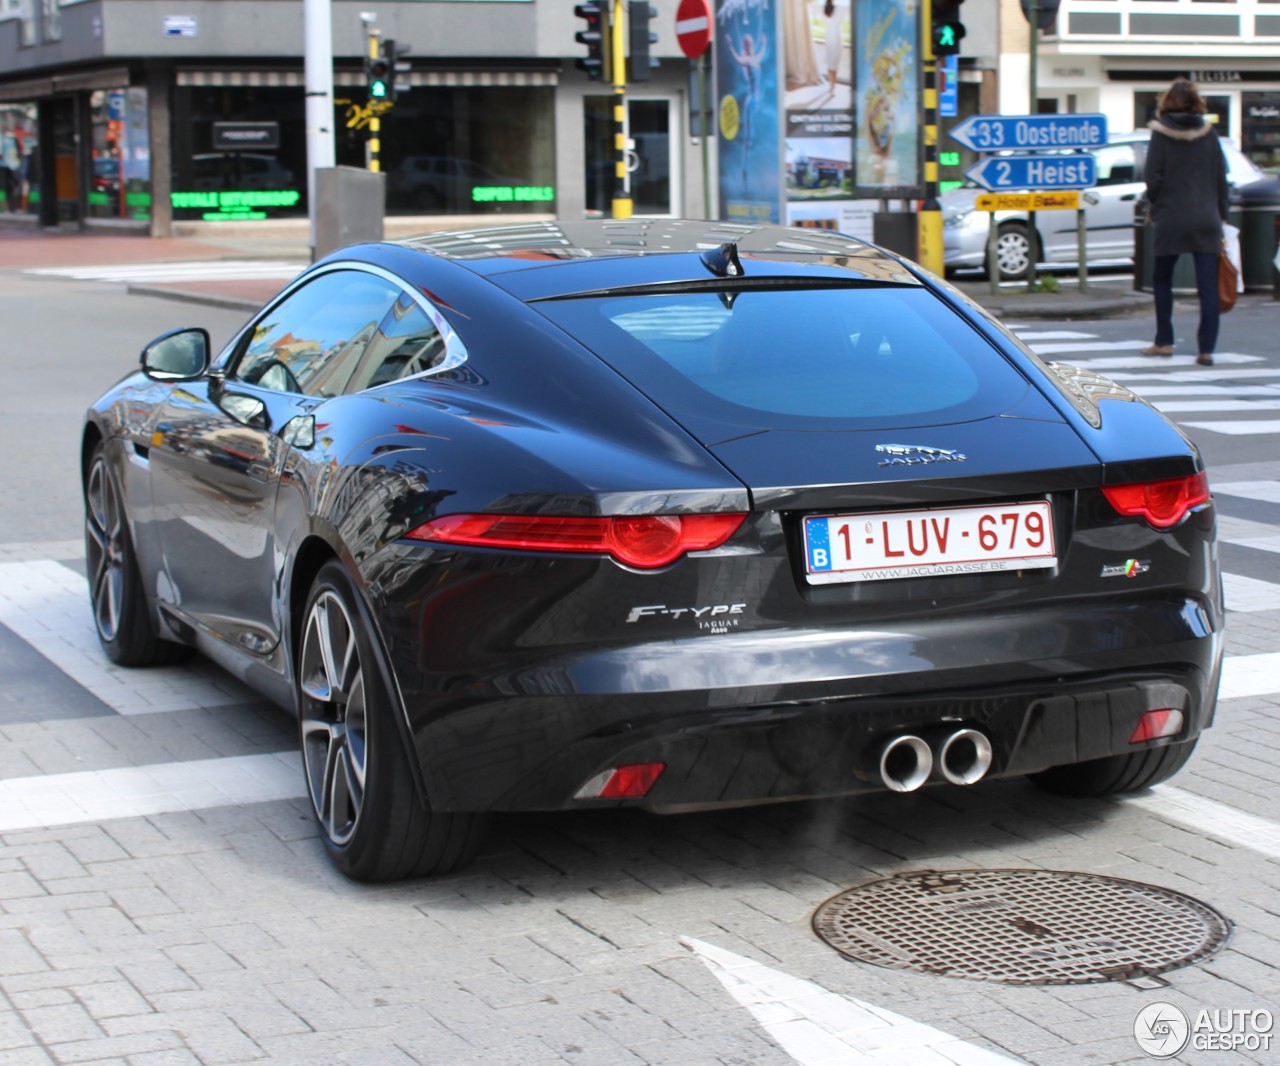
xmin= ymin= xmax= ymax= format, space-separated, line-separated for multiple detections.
xmin=942 ymin=130 xmax=1272 ymax=280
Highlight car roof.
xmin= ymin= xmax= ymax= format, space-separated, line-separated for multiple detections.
xmin=389 ymin=220 xmax=921 ymax=299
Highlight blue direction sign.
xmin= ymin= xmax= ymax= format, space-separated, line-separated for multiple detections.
xmin=949 ymin=113 xmax=1107 ymax=153
xmin=965 ymin=154 xmax=1098 ymax=192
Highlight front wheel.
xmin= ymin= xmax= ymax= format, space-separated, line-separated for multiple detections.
xmin=84 ymin=441 xmax=192 ymax=667
xmin=297 ymin=560 xmax=486 ymax=881
xmin=1028 ymin=738 xmax=1198 ymax=797
xmin=993 ymin=221 xmax=1037 ymax=281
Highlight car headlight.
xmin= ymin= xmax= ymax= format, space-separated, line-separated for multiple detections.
xmin=944 ymin=208 xmax=974 ymax=229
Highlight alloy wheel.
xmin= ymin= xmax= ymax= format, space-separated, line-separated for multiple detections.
xmin=997 ymin=229 xmax=1031 ymax=279
xmin=85 ymin=457 xmax=125 ymax=643
xmin=299 ymin=590 xmax=369 ymax=846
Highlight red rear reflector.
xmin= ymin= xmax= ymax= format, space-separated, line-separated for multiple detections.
xmin=406 ymin=513 xmax=745 ymax=568
xmin=1101 ymin=472 xmax=1209 ymax=529
xmin=1130 ymin=709 xmax=1184 ymax=744
xmin=574 ymin=762 xmax=666 ymax=800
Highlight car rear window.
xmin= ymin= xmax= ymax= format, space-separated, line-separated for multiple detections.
xmin=534 ymin=286 xmax=1028 ymax=431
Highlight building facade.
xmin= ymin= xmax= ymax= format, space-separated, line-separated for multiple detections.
xmin=0 ymin=0 xmax=704 ymax=235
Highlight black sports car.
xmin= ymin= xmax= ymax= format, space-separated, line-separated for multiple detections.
xmin=82 ymin=220 xmax=1223 ymax=881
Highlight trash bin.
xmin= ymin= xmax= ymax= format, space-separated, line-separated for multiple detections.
xmin=1238 ymin=204 xmax=1280 ymax=292
xmin=873 ymin=211 xmax=917 ymax=260
xmin=1135 ymin=204 xmax=1243 ymax=293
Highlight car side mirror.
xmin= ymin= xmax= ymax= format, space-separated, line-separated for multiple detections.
xmin=281 ymin=414 xmax=316 ymax=449
xmin=219 ymin=392 xmax=269 ymax=430
xmin=141 ymin=328 xmax=211 ymax=381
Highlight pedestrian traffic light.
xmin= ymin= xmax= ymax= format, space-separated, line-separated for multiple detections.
xmin=628 ymin=2 xmax=660 ymax=82
xmin=933 ymin=0 xmax=966 ymax=56
xmin=381 ymin=38 xmax=412 ymax=97
xmin=366 ymin=54 xmax=390 ymax=99
xmin=574 ymin=0 xmax=610 ymax=81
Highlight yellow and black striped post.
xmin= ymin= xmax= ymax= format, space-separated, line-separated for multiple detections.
xmin=367 ymin=28 xmax=382 ymax=173
xmin=611 ymin=0 xmax=632 ymax=219
xmin=918 ymin=0 xmax=943 ymax=274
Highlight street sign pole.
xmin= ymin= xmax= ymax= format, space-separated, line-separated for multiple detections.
xmin=919 ymin=0 xmax=944 ymax=275
xmin=1027 ymin=0 xmax=1038 ymax=291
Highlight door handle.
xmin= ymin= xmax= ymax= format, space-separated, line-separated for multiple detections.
xmin=1121 ymin=194 xmax=1136 ymax=201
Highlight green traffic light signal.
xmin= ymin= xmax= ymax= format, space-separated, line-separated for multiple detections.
xmin=367 ymin=57 xmax=390 ymax=99
xmin=938 ymin=25 xmax=956 ymax=47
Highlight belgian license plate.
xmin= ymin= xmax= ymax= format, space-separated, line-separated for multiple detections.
xmin=803 ymin=500 xmax=1057 ymax=584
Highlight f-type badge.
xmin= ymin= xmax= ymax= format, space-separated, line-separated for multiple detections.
xmin=876 ymin=444 xmax=967 ymax=466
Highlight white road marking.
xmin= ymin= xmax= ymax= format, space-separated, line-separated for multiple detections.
xmin=0 ymin=559 xmax=259 ymax=715
xmin=24 ymin=260 xmax=305 ymax=283
xmin=1013 ymin=330 xmax=1096 ymax=341
xmin=1223 ymin=572 xmax=1280 ymax=613
xmin=1214 ymin=480 xmax=1280 ymax=505
xmin=1219 ymin=651 xmax=1280 ymax=701
xmin=1152 ymin=399 xmax=1280 ymax=413
xmin=1123 ymin=786 xmax=1280 ymax=862
xmin=1111 ymin=368 xmax=1280 ymax=383
xmin=682 ymin=938 xmax=1027 ymax=1066
xmin=0 ymin=753 xmax=305 ymax=834
xmin=1218 ymin=515 xmax=1280 ymax=553
xmin=1125 ymin=385 xmax=1280 ymax=398
xmin=1183 ymin=419 xmax=1280 ymax=436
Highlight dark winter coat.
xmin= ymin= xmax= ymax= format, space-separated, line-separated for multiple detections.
xmin=1144 ymin=113 xmax=1230 ymax=257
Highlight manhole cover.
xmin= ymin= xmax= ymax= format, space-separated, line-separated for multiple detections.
xmin=813 ymin=868 xmax=1231 ymax=985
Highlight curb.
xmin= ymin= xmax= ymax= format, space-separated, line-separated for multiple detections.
xmin=126 ymin=284 xmax=263 ymax=313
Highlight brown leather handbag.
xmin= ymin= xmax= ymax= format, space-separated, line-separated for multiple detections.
xmin=1218 ymin=249 xmax=1239 ymax=313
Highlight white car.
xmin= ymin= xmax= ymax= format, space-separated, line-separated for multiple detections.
xmin=942 ymin=130 xmax=1273 ymax=280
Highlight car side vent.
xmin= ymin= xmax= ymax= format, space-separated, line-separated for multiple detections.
xmin=700 ymin=241 xmax=743 ymax=278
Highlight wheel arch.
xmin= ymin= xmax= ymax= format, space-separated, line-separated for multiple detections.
xmin=287 ymin=535 xmax=434 ymax=810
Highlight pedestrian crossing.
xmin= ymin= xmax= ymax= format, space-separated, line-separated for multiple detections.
xmin=23 ymin=260 xmax=306 ymax=283
xmin=1011 ymin=325 xmax=1280 ymax=436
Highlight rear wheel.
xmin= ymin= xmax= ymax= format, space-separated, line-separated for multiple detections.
xmin=84 ymin=441 xmax=191 ymax=666
xmin=1028 ymin=739 xmax=1198 ymax=797
xmin=994 ymin=222 xmax=1037 ymax=281
xmin=297 ymin=560 xmax=486 ymax=881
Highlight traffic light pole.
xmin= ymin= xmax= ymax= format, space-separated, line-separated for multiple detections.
xmin=611 ymin=0 xmax=632 ymax=218
xmin=918 ymin=0 xmax=943 ymax=275
xmin=367 ymin=26 xmax=382 ymax=173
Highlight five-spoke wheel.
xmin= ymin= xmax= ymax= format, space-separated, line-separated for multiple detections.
xmin=297 ymin=561 xmax=486 ymax=880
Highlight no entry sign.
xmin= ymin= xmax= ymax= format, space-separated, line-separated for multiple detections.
xmin=675 ymin=0 xmax=712 ymax=58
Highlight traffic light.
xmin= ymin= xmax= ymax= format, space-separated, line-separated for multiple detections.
xmin=381 ymin=38 xmax=412 ymax=97
xmin=628 ymin=2 xmax=659 ymax=82
xmin=932 ymin=0 xmax=966 ymax=56
xmin=366 ymin=54 xmax=390 ymax=99
xmin=574 ymin=1 xmax=610 ymax=81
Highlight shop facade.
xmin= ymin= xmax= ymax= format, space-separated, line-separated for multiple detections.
xmin=0 ymin=0 xmax=700 ymax=236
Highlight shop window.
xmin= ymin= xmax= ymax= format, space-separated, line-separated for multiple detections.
xmin=88 ymin=88 xmax=151 ymax=221
xmin=350 ymin=85 xmax=556 ymax=216
xmin=0 ymin=102 xmax=39 ymax=215
xmin=1243 ymin=93 xmax=1280 ymax=175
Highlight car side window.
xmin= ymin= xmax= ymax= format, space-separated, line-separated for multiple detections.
xmin=342 ymin=291 xmax=449 ymax=393
xmin=1092 ymin=144 xmax=1138 ymax=186
xmin=233 ymin=270 xmax=400 ymax=397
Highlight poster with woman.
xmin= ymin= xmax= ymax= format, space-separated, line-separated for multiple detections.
xmin=783 ymin=0 xmax=852 ymax=204
xmin=853 ymin=0 xmax=921 ymax=196
xmin=716 ymin=0 xmax=782 ymax=222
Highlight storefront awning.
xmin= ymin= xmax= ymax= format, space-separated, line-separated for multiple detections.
xmin=176 ymin=69 xmax=558 ymax=88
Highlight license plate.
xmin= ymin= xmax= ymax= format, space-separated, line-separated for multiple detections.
xmin=803 ymin=500 xmax=1057 ymax=584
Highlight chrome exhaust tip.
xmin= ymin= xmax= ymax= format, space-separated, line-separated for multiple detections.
xmin=939 ymin=728 xmax=993 ymax=786
xmin=878 ymin=735 xmax=933 ymax=793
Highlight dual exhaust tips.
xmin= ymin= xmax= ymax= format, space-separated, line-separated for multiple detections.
xmin=876 ymin=729 xmax=993 ymax=793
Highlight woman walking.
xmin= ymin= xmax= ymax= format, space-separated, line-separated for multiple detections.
xmin=1141 ymin=78 xmax=1231 ymax=367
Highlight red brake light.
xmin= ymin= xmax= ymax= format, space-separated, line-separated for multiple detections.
xmin=405 ymin=512 xmax=746 ymax=568
xmin=1130 ymin=709 xmax=1184 ymax=744
xmin=1101 ymin=472 xmax=1209 ymax=529
xmin=574 ymin=762 xmax=666 ymax=799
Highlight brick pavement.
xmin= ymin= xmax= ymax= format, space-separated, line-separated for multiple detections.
xmin=2 ymin=233 xmax=1279 ymax=1065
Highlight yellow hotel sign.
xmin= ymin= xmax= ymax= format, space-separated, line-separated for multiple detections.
xmin=975 ymin=191 xmax=1080 ymax=212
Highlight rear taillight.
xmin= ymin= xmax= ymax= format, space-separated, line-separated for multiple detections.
xmin=1101 ymin=472 xmax=1209 ymax=529
xmin=405 ymin=512 xmax=746 ymax=569
xmin=574 ymin=762 xmax=666 ymax=799
xmin=1130 ymin=709 xmax=1184 ymax=743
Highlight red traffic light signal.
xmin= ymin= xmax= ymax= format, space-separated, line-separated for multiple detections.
xmin=574 ymin=1 xmax=610 ymax=81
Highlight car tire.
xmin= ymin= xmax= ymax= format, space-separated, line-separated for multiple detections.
xmin=84 ymin=441 xmax=193 ymax=667
xmin=994 ymin=222 xmax=1037 ymax=281
xmin=297 ymin=560 xmax=486 ymax=881
xmin=1028 ymin=738 xmax=1198 ymax=798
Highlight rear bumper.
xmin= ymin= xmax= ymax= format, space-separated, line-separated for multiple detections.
xmin=389 ymin=605 xmax=1221 ymax=812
